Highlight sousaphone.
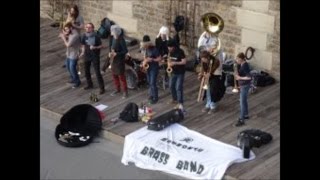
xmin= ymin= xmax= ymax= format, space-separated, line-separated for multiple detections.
xmin=199 ymin=12 xmax=224 ymax=56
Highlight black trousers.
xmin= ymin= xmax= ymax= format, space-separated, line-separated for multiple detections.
xmin=84 ymin=59 xmax=105 ymax=90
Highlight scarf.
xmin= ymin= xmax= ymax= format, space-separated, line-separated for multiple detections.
xmin=85 ymin=32 xmax=95 ymax=46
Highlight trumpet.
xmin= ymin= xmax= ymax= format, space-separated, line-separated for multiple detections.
xmin=232 ymin=62 xmax=239 ymax=93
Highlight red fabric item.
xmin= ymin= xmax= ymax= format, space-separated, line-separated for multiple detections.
xmin=112 ymin=73 xmax=127 ymax=91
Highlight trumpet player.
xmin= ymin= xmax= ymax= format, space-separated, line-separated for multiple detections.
xmin=167 ymin=39 xmax=187 ymax=111
xmin=198 ymin=50 xmax=225 ymax=114
xmin=140 ymin=35 xmax=161 ymax=104
xmin=234 ymin=52 xmax=251 ymax=127
xmin=65 ymin=5 xmax=84 ymax=34
xmin=59 ymin=22 xmax=81 ymax=88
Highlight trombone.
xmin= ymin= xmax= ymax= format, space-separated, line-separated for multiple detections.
xmin=197 ymin=59 xmax=213 ymax=102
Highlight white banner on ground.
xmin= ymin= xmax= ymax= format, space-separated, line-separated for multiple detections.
xmin=121 ymin=124 xmax=255 ymax=180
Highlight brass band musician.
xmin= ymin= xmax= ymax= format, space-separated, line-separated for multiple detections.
xmin=167 ymin=39 xmax=186 ymax=111
xmin=140 ymin=35 xmax=161 ymax=104
xmin=198 ymin=50 xmax=225 ymax=114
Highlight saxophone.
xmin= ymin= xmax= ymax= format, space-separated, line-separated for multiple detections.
xmin=108 ymin=49 xmax=115 ymax=69
xmin=232 ymin=62 xmax=239 ymax=93
xmin=166 ymin=52 xmax=173 ymax=75
xmin=141 ymin=49 xmax=149 ymax=72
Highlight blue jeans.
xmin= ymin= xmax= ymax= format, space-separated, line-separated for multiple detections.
xmin=146 ymin=66 xmax=159 ymax=101
xmin=205 ymin=85 xmax=216 ymax=109
xmin=240 ymin=84 xmax=250 ymax=119
xmin=170 ymin=73 xmax=185 ymax=104
xmin=65 ymin=58 xmax=80 ymax=86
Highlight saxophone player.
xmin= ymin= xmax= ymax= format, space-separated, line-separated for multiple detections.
xmin=198 ymin=50 xmax=225 ymax=114
xmin=140 ymin=35 xmax=161 ymax=104
xmin=234 ymin=52 xmax=251 ymax=127
xmin=167 ymin=39 xmax=187 ymax=111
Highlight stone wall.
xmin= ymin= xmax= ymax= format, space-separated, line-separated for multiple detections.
xmin=40 ymin=0 xmax=280 ymax=79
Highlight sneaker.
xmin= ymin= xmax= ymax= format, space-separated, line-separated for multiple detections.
xmin=83 ymin=85 xmax=93 ymax=90
xmin=99 ymin=89 xmax=105 ymax=95
xmin=201 ymin=107 xmax=210 ymax=113
xmin=208 ymin=108 xmax=215 ymax=114
xmin=233 ymin=119 xmax=245 ymax=127
xmin=175 ymin=103 xmax=184 ymax=110
xmin=72 ymin=83 xmax=81 ymax=88
xmin=110 ymin=90 xmax=120 ymax=96
xmin=122 ymin=91 xmax=128 ymax=99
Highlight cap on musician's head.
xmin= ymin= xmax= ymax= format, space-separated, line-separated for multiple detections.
xmin=142 ymin=35 xmax=151 ymax=42
xmin=140 ymin=35 xmax=152 ymax=47
xmin=167 ymin=39 xmax=176 ymax=47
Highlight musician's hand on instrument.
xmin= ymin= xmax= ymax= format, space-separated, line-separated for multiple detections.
xmin=146 ymin=57 xmax=153 ymax=62
xmin=235 ymin=74 xmax=240 ymax=80
xmin=58 ymin=33 xmax=65 ymax=39
xmin=197 ymin=74 xmax=203 ymax=80
xmin=90 ymin=45 xmax=95 ymax=50
xmin=205 ymin=73 xmax=211 ymax=79
xmin=162 ymin=54 xmax=168 ymax=59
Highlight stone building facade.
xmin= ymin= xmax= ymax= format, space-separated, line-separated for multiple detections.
xmin=40 ymin=0 xmax=280 ymax=79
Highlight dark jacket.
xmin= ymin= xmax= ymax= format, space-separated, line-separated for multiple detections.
xmin=201 ymin=56 xmax=226 ymax=103
xmin=110 ymin=36 xmax=128 ymax=75
xmin=81 ymin=33 xmax=102 ymax=61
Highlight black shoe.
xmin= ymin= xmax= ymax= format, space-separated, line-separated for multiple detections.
xmin=62 ymin=64 xmax=66 ymax=68
xmin=149 ymin=99 xmax=158 ymax=104
xmin=234 ymin=119 xmax=245 ymax=127
xmin=99 ymin=89 xmax=105 ymax=95
xmin=83 ymin=85 xmax=93 ymax=90
xmin=244 ymin=116 xmax=250 ymax=120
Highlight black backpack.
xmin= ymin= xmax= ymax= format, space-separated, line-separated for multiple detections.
xmin=173 ymin=15 xmax=185 ymax=32
xmin=254 ymin=71 xmax=276 ymax=87
xmin=97 ymin=17 xmax=115 ymax=39
xmin=119 ymin=103 xmax=139 ymax=122
xmin=237 ymin=129 xmax=273 ymax=158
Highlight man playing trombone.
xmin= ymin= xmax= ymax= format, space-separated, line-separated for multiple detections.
xmin=198 ymin=50 xmax=225 ymax=114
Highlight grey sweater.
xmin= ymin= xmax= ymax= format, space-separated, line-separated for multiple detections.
xmin=66 ymin=30 xmax=81 ymax=59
